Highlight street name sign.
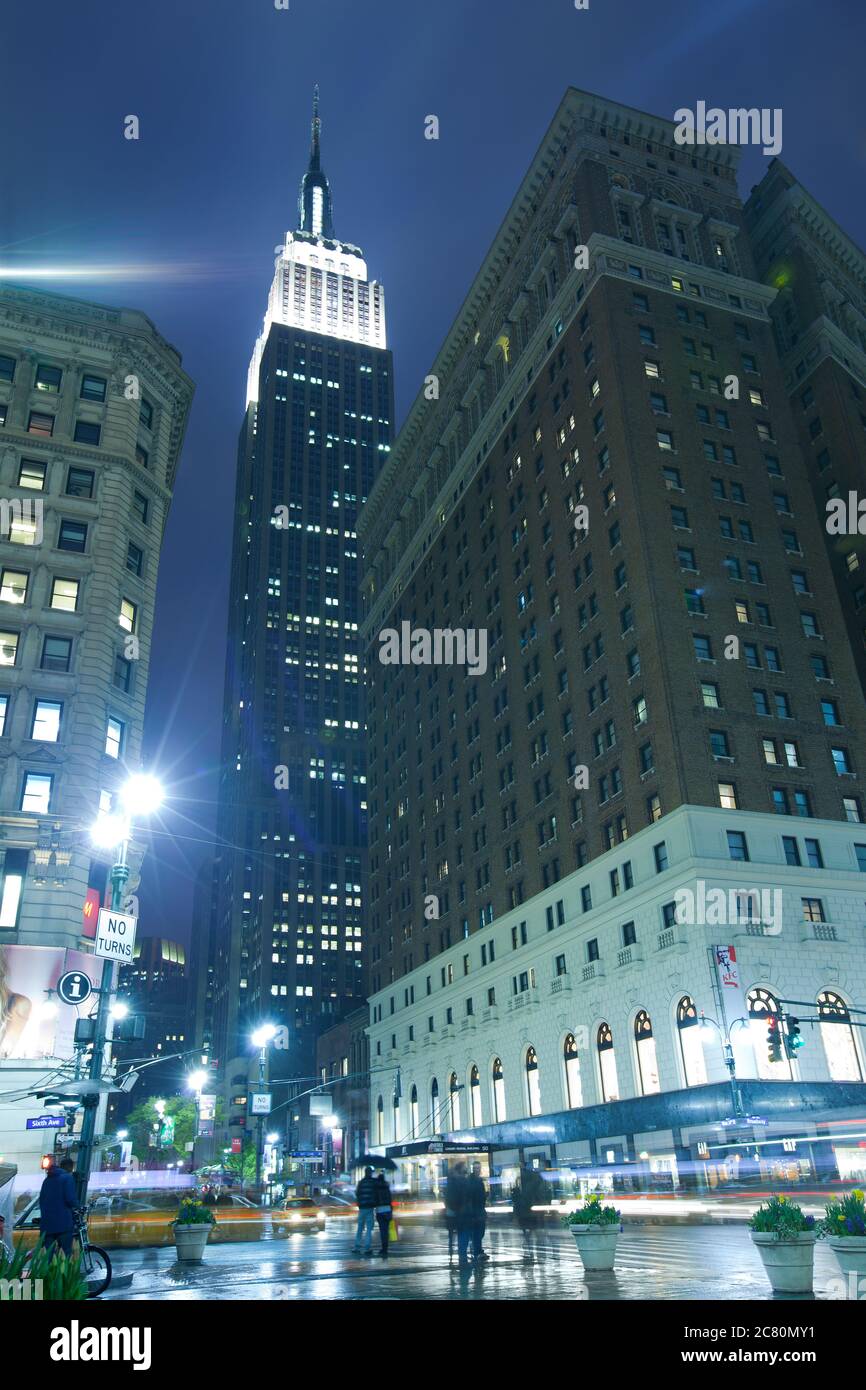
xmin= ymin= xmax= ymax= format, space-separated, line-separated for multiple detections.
xmin=26 ymin=1116 xmax=65 ymax=1131
xmin=94 ymin=908 xmax=138 ymax=963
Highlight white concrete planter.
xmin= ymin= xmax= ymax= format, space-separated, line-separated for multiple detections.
xmin=750 ymin=1231 xmax=815 ymax=1294
xmin=827 ymin=1235 xmax=866 ymax=1278
xmin=569 ymin=1224 xmax=618 ymax=1271
xmin=173 ymin=1222 xmax=213 ymax=1263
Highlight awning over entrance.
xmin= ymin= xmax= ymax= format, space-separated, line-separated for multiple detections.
xmin=386 ymin=1140 xmax=490 ymax=1159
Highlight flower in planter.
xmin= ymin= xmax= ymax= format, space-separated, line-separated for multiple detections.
xmin=749 ymin=1194 xmax=815 ymax=1240
xmin=819 ymin=1190 xmax=866 ymax=1239
xmin=171 ymin=1197 xmax=217 ymax=1229
xmin=561 ymin=1193 xmax=621 ymax=1227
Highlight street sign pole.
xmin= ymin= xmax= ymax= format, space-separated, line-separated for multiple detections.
xmin=74 ymin=837 xmax=130 ymax=1205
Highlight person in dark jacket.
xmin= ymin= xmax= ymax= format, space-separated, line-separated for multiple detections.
xmin=443 ymin=1163 xmax=464 ymax=1261
xmin=353 ymin=1166 xmax=377 ymax=1256
xmin=39 ymin=1158 xmax=78 ymax=1257
xmin=373 ymin=1171 xmax=393 ymax=1258
xmin=446 ymin=1162 xmax=476 ymax=1269
xmin=466 ymin=1163 xmax=488 ymax=1262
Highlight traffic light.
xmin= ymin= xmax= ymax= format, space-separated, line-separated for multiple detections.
xmin=766 ymin=1015 xmax=782 ymax=1065
xmin=784 ymin=1016 xmax=803 ymax=1059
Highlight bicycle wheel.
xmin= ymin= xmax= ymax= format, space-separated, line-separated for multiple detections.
xmin=79 ymin=1243 xmax=112 ymax=1298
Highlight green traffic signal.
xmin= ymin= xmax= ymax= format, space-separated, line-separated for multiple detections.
xmin=785 ymin=1016 xmax=803 ymax=1057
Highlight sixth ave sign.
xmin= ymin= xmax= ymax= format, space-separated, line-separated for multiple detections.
xmin=94 ymin=908 xmax=138 ymax=963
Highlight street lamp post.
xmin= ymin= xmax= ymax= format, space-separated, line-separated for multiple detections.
xmin=186 ymin=1069 xmax=207 ymax=1177
xmin=699 ymin=1013 xmax=747 ymax=1121
xmin=75 ymin=774 xmax=163 ymax=1206
xmin=251 ymin=1024 xmax=278 ymax=1197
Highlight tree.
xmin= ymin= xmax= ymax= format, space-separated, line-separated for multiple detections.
xmin=124 ymin=1096 xmax=198 ymax=1165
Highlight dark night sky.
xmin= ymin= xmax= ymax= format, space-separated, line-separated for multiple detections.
xmin=1 ymin=0 xmax=864 ymax=949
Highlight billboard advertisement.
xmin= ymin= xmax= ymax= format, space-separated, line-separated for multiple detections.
xmin=0 ymin=945 xmax=97 ymax=1060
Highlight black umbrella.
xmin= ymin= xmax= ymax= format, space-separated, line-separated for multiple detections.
xmin=356 ymin=1153 xmax=398 ymax=1171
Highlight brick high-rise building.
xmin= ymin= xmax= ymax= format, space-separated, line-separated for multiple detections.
xmin=744 ymin=162 xmax=866 ymax=697
xmin=210 ymin=91 xmax=393 ymax=1112
xmin=359 ymin=90 xmax=866 ymax=1186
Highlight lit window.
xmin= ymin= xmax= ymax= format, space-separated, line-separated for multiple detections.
xmin=0 ymin=569 xmax=28 ymax=604
xmin=21 ymin=772 xmax=52 ymax=814
xmin=31 ymin=700 xmax=62 ymax=742
xmin=119 ymin=598 xmax=137 ymax=633
xmin=0 ymin=631 xmax=20 ymax=666
xmin=50 ymin=577 xmax=79 ymax=612
xmin=105 ymin=717 xmax=124 ymax=759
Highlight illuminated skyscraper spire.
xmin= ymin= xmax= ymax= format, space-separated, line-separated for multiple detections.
xmin=298 ymin=84 xmax=334 ymax=238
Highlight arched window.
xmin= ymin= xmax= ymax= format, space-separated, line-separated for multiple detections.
xmin=525 ymin=1046 xmax=542 ymax=1116
xmin=392 ymin=1091 xmax=401 ymax=1141
xmin=469 ymin=1065 xmax=482 ymax=1127
xmin=430 ymin=1077 xmax=439 ymax=1130
xmin=819 ymin=991 xmax=864 ymax=1081
xmin=634 ymin=1010 xmax=661 ymax=1095
xmin=449 ymin=1072 xmax=461 ymax=1129
xmin=597 ymin=1022 xmax=620 ymax=1102
xmin=492 ymin=1058 xmax=506 ymax=1122
xmin=409 ymin=1084 xmax=419 ymax=1138
xmin=677 ymin=995 xmax=708 ymax=1087
xmin=375 ymin=1095 xmax=384 ymax=1145
xmin=747 ymin=987 xmax=792 ymax=1079
xmin=564 ymin=1034 xmax=582 ymax=1108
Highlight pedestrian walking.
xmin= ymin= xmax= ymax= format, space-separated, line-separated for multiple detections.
xmin=374 ymin=1170 xmax=393 ymax=1258
xmin=446 ymin=1162 xmax=476 ymax=1269
xmin=353 ymin=1165 xmax=377 ymax=1256
xmin=511 ymin=1164 xmax=545 ymax=1260
xmin=443 ymin=1163 xmax=463 ymax=1261
xmin=467 ymin=1162 xmax=488 ymax=1262
xmin=39 ymin=1157 xmax=78 ymax=1258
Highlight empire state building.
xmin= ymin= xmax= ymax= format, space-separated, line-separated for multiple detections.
xmin=210 ymin=90 xmax=393 ymax=1089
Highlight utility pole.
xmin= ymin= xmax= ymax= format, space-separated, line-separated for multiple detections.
xmin=73 ymin=838 xmax=129 ymax=1206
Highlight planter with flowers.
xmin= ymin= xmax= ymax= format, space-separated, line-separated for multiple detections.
xmin=749 ymin=1195 xmax=816 ymax=1294
xmin=171 ymin=1198 xmax=217 ymax=1263
xmin=819 ymin=1189 xmax=866 ymax=1278
xmin=562 ymin=1194 xmax=621 ymax=1270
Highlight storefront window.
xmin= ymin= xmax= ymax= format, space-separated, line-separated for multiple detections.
xmin=525 ymin=1046 xmax=542 ymax=1116
xmin=819 ymin=991 xmax=863 ymax=1081
xmin=492 ymin=1058 xmax=506 ymax=1122
xmin=410 ymin=1085 xmax=419 ymax=1138
xmin=598 ymin=1022 xmax=619 ymax=1102
xmin=677 ymin=995 xmax=708 ymax=1086
xmin=469 ymin=1065 xmax=482 ymax=1127
xmin=635 ymin=1009 xmax=660 ymax=1095
xmin=564 ymin=1034 xmax=582 ymax=1108
xmin=449 ymin=1072 xmax=461 ymax=1129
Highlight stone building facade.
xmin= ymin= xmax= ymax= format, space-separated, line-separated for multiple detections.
xmin=358 ymin=89 xmax=866 ymax=1175
xmin=0 ymin=284 xmax=192 ymax=950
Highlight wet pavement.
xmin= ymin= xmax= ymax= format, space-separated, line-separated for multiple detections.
xmin=101 ymin=1222 xmax=852 ymax=1301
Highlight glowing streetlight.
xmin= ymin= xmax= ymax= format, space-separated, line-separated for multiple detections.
xmin=251 ymin=1023 xmax=278 ymax=1048
xmin=187 ymin=1070 xmax=208 ymax=1094
xmin=120 ymin=773 xmax=164 ymax=818
xmin=90 ymin=812 xmax=130 ymax=851
xmin=117 ymin=1129 xmax=128 ymax=1141
xmin=110 ymin=1002 xmax=129 ymax=1021
xmin=266 ymin=1132 xmax=279 ymax=1145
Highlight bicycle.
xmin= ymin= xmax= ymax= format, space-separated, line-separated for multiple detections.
xmin=74 ymin=1203 xmax=112 ymax=1298
xmin=23 ymin=1203 xmax=112 ymax=1298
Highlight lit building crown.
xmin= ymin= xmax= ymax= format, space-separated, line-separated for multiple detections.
xmin=246 ymin=86 xmax=387 ymax=405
